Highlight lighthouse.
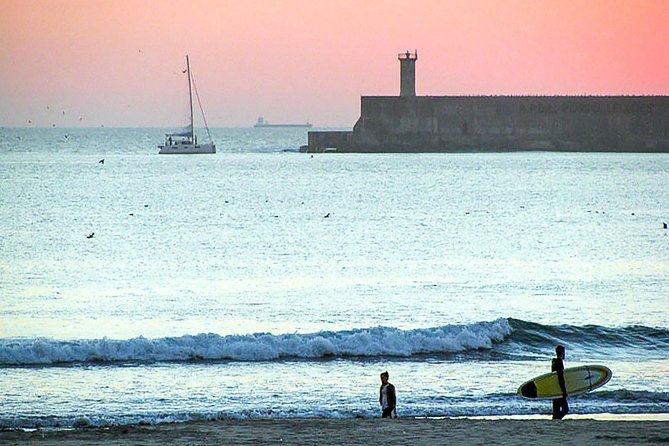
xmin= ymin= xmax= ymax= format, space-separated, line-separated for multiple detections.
xmin=398 ymin=50 xmax=417 ymax=97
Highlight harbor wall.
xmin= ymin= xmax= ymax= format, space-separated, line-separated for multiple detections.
xmin=305 ymin=95 xmax=669 ymax=152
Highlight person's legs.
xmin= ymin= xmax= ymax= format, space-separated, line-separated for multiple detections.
xmin=382 ymin=407 xmax=394 ymax=418
xmin=552 ymin=399 xmax=560 ymax=419
xmin=552 ymin=397 xmax=568 ymax=419
xmin=560 ymin=398 xmax=569 ymax=418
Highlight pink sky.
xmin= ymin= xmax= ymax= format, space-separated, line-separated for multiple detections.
xmin=1 ymin=0 xmax=668 ymax=127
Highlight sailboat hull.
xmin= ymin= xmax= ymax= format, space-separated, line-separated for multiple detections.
xmin=158 ymin=143 xmax=216 ymax=154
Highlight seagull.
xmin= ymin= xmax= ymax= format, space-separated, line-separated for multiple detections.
xmin=86 ymin=232 xmax=95 ymax=239
xmin=663 ymin=222 xmax=668 ymax=229
xmin=324 ymin=212 xmax=330 ymax=218
xmin=99 ymin=159 xmax=104 ymax=164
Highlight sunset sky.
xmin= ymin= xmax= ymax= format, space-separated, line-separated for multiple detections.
xmin=1 ymin=0 xmax=668 ymax=127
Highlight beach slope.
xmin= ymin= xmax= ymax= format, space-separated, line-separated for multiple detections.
xmin=2 ymin=418 xmax=669 ymax=446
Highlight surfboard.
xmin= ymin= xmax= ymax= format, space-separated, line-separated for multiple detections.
xmin=518 ymin=365 xmax=612 ymax=400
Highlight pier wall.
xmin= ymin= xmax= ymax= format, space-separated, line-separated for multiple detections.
xmin=305 ymin=96 xmax=669 ymax=152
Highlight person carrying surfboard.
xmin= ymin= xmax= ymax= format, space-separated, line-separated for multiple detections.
xmin=379 ymin=371 xmax=397 ymax=418
xmin=552 ymin=345 xmax=569 ymax=419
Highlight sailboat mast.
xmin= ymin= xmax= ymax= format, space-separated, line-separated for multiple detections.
xmin=186 ymin=55 xmax=194 ymax=140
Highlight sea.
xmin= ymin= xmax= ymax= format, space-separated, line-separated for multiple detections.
xmin=1 ymin=127 xmax=668 ymax=429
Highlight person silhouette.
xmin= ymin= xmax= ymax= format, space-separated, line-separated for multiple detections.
xmin=552 ymin=345 xmax=569 ymax=420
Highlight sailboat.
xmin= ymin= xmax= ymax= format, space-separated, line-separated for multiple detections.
xmin=159 ymin=55 xmax=216 ymax=154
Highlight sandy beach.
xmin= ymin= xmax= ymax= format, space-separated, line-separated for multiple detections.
xmin=2 ymin=417 xmax=668 ymax=446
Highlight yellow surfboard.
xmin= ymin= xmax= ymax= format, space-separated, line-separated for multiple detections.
xmin=518 ymin=365 xmax=612 ymax=400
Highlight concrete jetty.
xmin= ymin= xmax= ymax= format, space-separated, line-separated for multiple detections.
xmin=302 ymin=51 xmax=669 ymax=153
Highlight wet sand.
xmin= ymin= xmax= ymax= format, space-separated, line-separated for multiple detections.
xmin=2 ymin=417 xmax=669 ymax=446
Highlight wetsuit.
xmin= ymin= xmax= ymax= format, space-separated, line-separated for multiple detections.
xmin=552 ymin=357 xmax=569 ymax=419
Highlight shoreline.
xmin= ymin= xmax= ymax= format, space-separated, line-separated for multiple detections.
xmin=458 ymin=413 xmax=669 ymax=421
xmin=2 ymin=416 xmax=668 ymax=446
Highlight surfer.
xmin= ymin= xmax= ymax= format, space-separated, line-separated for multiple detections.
xmin=379 ymin=371 xmax=397 ymax=418
xmin=552 ymin=345 xmax=569 ymax=419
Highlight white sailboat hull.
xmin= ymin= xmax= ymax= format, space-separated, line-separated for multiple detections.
xmin=158 ymin=143 xmax=216 ymax=154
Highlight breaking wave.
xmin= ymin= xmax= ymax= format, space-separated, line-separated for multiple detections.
xmin=0 ymin=319 xmax=511 ymax=366
xmin=2 ymin=318 xmax=668 ymax=367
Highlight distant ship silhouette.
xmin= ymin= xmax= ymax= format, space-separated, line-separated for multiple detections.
xmin=254 ymin=116 xmax=312 ymax=128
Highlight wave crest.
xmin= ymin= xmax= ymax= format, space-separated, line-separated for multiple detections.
xmin=0 ymin=319 xmax=512 ymax=366
xmin=4 ymin=318 xmax=668 ymax=367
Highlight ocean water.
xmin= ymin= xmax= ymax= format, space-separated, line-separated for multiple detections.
xmin=1 ymin=127 xmax=668 ymax=429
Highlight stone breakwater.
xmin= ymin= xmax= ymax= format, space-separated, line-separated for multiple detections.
xmin=304 ymin=95 xmax=669 ymax=153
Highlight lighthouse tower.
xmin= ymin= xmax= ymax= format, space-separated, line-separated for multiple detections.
xmin=398 ymin=50 xmax=417 ymax=97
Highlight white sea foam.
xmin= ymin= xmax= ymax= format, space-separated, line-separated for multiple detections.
xmin=0 ymin=319 xmax=513 ymax=366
